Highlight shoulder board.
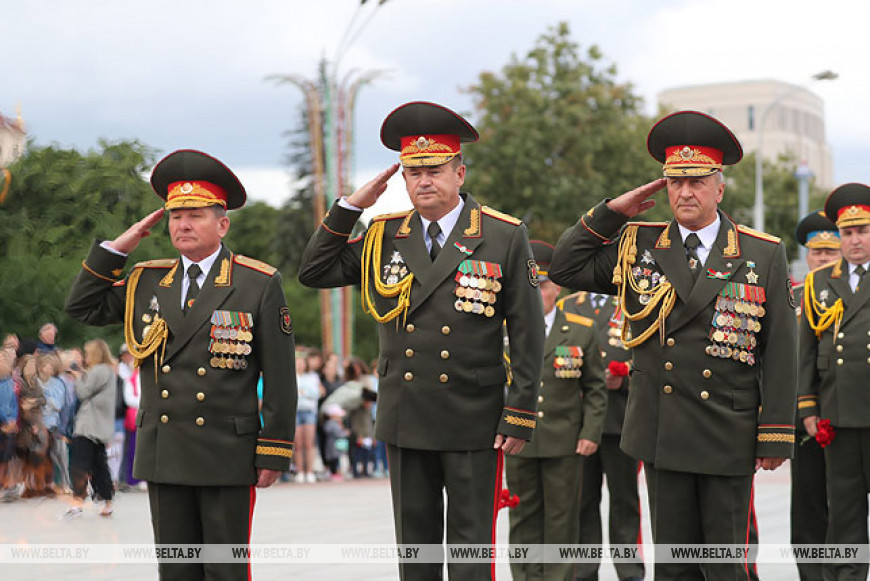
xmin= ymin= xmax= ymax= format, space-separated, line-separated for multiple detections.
xmin=628 ymin=221 xmax=668 ymax=228
xmin=234 ymin=255 xmax=277 ymax=276
xmin=371 ymin=210 xmax=412 ymax=222
xmin=556 ymin=291 xmax=586 ymax=311
xmin=132 ymin=258 xmax=176 ymax=269
xmin=737 ymin=225 xmax=781 ymax=244
xmin=809 ymin=259 xmax=839 ymax=276
xmin=564 ymin=312 xmax=594 ymax=327
xmin=481 ymin=206 xmax=522 ymax=226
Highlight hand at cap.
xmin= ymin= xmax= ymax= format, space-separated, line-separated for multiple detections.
xmin=109 ymin=209 xmax=166 ymax=254
xmin=344 ymin=164 xmax=400 ymax=209
xmin=606 ymin=178 xmax=667 ymax=218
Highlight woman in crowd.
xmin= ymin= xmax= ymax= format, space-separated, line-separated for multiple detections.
xmin=294 ymin=353 xmax=324 ymax=483
xmin=15 ymin=354 xmax=52 ymax=498
xmin=38 ymin=353 xmax=72 ymax=494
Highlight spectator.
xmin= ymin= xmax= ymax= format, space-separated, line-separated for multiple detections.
xmin=295 ymin=353 xmax=323 ymax=483
xmin=368 ymin=357 xmax=388 ymax=478
xmin=38 ymin=353 xmax=71 ymax=494
xmin=323 ymin=358 xmax=376 ymax=479
xmin=320 ymin=403 xmax=348 ymax=481
xmin=57 ymin=350 xmax=81 ymax=451
xmin=15 ymin=354 xmax=52 ymax=498
xmin=0 ymin=351 xmax=19 ymax=501
xmin=118 ymin=345 xmax=142 ymax=490
xmin=35 ymin=323 xmax=58 ymax=353
xmin=3 ymin=333 xmax=19 ymax=353
xmin=65 ymin=339 xmax=116 ymax=518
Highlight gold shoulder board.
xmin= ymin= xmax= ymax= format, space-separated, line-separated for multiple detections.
xmin=371 ymin=210 xmax=413 ymax=223
xmin=737 ymin=225 xmax=781 ymax=244
xmin=564 ymin=312 xmax=594 ymax=327
xmin=629 ymin=221 xmax=669 ymax=228
xmin=133 ymin=258 xmax=177 ymax=269
xmin=234 ymin=255 xmax=277 ymax=276
xmin=481 ymin=206 xmax=522 ymax=226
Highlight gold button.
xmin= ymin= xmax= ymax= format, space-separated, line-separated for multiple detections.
xmin=837 ymin=359 xmax=844 ymax=366
xmin=439 ymin=373 xmax=449 ymax=383
xmin=664 ymin=361 xmax=673 ymax=371
xmin=839 ymin=332 xmax=845 ymax=338
xmin=537 ymin=411 xmax=544 ymax=418
xmin=195 ymin=417 xmax=205 ymax=426
xmin=404 ymin=372 xmax=414 ymax=381
xmin=196 ymin=392 xmax=205 ymax=402
xmin=406 ymin=324 xmax=415 ymax=333
xmin=440 ymin=350 xmax=450 ymax=360
xmin=867 ymin=344 xmax=870 ymax=351
xmin=161 ymin=365 xmax=171 ymax=373
xmin=405 ymin=348 xmax=414 ymax=358
xmin=837 ymin=345 xmax=844 ymax=353
xmin=160 ymin=414 xmax=169 ymax=424
xmin=540 ymin=381 xmax=545 ymax=387
xmin=666 ymin=338 xmax=675 ymax=347
xmin=867 ymin=357 xmax=870 ymax=364
xmin=702 ymin=369 xmax=712 ymax=378
xmin=441 ymin=326 xmax=451 ymax=335
xmin=161 ymin=390 xmax=169 ymax=399
xmin=700 ymin=390 xmax=710 ymax=400
xmin=538 ymin=395 xmax=544 ymax=403
xmin=197 ymin=367 xmax=207 ymax=376
xmin=663 ymin=385 xmax=673 ymax=394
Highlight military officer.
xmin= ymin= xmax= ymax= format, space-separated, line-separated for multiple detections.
xmin=65 ymin=150 xmax=297 ymax=581
xmin=299 ymin=101 xmax=545 ymax=581
xmin=558 ymin=291 xmax=644 ymax=581
xmin=792 ymin=210 xmax=839 ymax=581
xmin=549 ymin=110 xmax=797 ymax=581
xmin=505 ymin=240 xmax=607 ymax=581
xmin=799 ymin=184 xmax=870 ymax=581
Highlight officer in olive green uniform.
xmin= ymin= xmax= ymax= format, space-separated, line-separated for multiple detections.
xmin=505 ymin=241 xmax=607 ymax=581
xmin=298 ymin=101 xmax=545 ymax=581
xmin=550 ymin=111 xmax=797 ymax=581
xmin=792 ymin=210 xmax=839 ymax=581
xmin=799 ymin=184 xmax=870 ymax=581
xmin=65 ymin=150 xmax=297 ymax=581
xmin=559 ymin=291 xmax=644 ymax=581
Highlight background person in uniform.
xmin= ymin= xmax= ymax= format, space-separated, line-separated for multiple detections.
xmin=65 ymin=149 xmax=297 ymax=581
xmin=792 ymin=210 xmax=839 ymax=581
xmin=549 ymin=110 xmax=797 ymax=581
xmin=505 ymin=240 xmax=607 ymax=581
xmin=559 ymin=291 xmax=645 ymax=581
xmin=799 ymin=183 xmax=870 ymax=581
xmin=299 ymin=100 xmax=545 ymax=581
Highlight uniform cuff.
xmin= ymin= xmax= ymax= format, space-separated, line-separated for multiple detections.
xmin=255 ymin=438 xmax=294 ymax=471
xmin=498 ymin=407 xmax=537 ymax=441
xmin=82 ymin=240 xmax=128 ymax=282
xmin=756 ymin=424 xmax=795 ymax=458
xmin=797 ymin=395 xmax=819 ymax=418
xmin=580 ymin=200 xmax=629 ymax=243
xmin=321 ymin=201 xmax=363 ymax=236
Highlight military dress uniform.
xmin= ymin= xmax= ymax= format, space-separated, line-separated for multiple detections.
xmin=550 ymin=111 xmax=796 ymax=581
xmin=505 ymin=243 xmax=607 ymax=581
xmin=799 ymin=184 xmax=870 ymax=581
xmin=560 ymin=292 xmax=645 ymax=581
xmin=65 ymin=150 xmax=297 ymax=581
xmin=298 ymin=102 xmax=545 ymax=581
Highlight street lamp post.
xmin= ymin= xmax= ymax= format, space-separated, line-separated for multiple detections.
xmin=752 ymin=70 xmax=837 ymax=232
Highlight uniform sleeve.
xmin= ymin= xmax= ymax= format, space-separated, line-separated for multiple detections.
xmin=65 ymin=241 xmax=129 ymax=326
xmin=755 ymin=242 xmax=798 ymax=458
xmin=298 ymin=201 xmax=365 ymax=288
xmin=797 ymin=277 xmax=822 ymax=418
xmin=497 ymin=225 xmax=545 ymax=440
xmin=550 ymin=201 xmax=627 ymax=294
xmin=578 ymin=326 xmax=608 ymax=443
xmin=254 ymin=272 xmax=298 ymax=471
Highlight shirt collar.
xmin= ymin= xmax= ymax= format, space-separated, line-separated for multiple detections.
xmin=849 ymin=261 xmax=870 ymax=275
xmin=678 ymin=213 xmax=721 ymax=250
xmin=543 ymin=305 xmax=557 ymax=334
xmin=419 ymin=197 xmax=465 ymax=241
xmin=181 ymin=245 xmax=223 ymax=280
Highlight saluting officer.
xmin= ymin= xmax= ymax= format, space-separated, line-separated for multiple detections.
xmin=505 ymin=241 xmax=607 ymax=581
xmin=65 ymin=150 xmax=297 ymax=581
xmin=549 ymin=111 xmax=797 ymax=581
xmin=298 ymin=101 xmax=545 ymax=581
xmin=799 ymin=184 xmax=870 ymax=581
xmin=559 ymin=291 xmax=645 ymax=581
xmin=792 ymin=210 xmax=839 ymax=581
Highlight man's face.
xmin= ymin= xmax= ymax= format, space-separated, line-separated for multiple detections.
xmin=539 ymin=279 xmax=561 ymax=314
xmin=168 ymin=207 xmax=229 ymax=261
xmin=839 ymin=224 xmax=870 ymax=265
xmin=806 ymin=247 xmax=842 ymax=271
xmin=402 ymin=161 xmax=464 ymax=221
xmin=38 ymin=325 xmax=56 ymax=344
xmin=667 ymin=174 xmax=724 ymax=231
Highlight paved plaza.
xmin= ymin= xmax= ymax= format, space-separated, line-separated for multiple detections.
xmin=2 ymin=466 xmax=800 ymax=580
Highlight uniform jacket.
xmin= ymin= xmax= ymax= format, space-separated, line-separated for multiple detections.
xmin=65 ymin=243 xmax=297 ymax=486
xmin=550 ymin=202 xmax=797 ymax=476
xmin=798 ymin=258 xmax=870 ymax=428
xmin=515 ymin=308 xmax=607 ymax=458
xmin=299 ymin=193 xmax=545 ymax=451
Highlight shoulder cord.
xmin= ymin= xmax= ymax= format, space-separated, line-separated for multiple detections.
xmin=123 ymin=267 xmax=169 ymax=382
xmin=360 ymin=220 xmax=415 ymax=325
xmin=803 ymin=271 xmax=843 ymax=342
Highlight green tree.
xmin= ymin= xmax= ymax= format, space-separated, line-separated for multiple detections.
xmin=463 ymin=21 xmax=660 ymax=242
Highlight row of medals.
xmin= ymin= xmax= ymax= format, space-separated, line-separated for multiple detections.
xmin=554 ymin=355 xmax=583 ymax=378
xmin=632 ymin=267 xmax=667 ymax=305
xmin=607 ymin=324 xmax=625 ymax=348
xmin=209 ymin=326 xmax=253 ymax=370
xmin=705 ymin=296 xmax=764 ymax=365
xmin=454 ymin=274 xmax=501 ymax=317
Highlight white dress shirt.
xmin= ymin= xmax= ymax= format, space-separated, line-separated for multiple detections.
xmin=678 ymin=214 xmax=721 ymax=267
xmin=543 ymin=306 xmax=557 ymax=338
xmin=849 ymin=261 xmax=870 ymax=293
xmin=179 ymin=247 xmax=222 ymax=309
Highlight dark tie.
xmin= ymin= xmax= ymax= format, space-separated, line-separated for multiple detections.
xmin=184 ymin=264 xmax=202 ymax=313
xmin=855 ymin=264 xmax=866 ymax=292
xmin=428 ymin=222 xmax=442 ymax=261
xmin=593 ymin=294 xmax=606 ymax=311
xmin=684 ymin=233 xmax=702 ymax=281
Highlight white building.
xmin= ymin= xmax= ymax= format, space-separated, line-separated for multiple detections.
xmin=658 ymin=80 xmax=833 ymax=188
xmin=0 ymin=108 xmax=26 ymax=167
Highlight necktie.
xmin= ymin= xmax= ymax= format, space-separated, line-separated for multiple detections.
xmin=184 ymin=264 xmax=202 ymax=313
xmin=428 ymin=222 xmax=442 ymax=261
xmin=855 ymin=264 xmax=866 ymax=292
xmin=685 ymin=233 xmax=702 ymax=281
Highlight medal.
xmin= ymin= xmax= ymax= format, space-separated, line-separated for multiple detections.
xmin=484 ymin=305 xmax=495 ymax=317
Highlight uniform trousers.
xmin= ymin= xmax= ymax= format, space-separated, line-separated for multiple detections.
xmin=823 ymin=427 xmax=870 ymax=581
xmin=645 ymin=463 xmax=754 ymax=581
xmin=790 ymin=433 xmax=830 ymax=581
xmin=386 ymin=444 xmax=501 ymax=581
xmin=505 ymin=453 xmax=582 ymax=581
xmin=148 ymin=482 xmax=255 ymax=581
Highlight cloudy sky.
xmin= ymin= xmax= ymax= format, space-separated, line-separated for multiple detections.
xmin=5 ymin=0 xmax=869 ymax=214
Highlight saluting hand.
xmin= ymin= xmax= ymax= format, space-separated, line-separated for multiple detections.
xmin=109 ymin=208 xmax=166 ymax=254
xmin=606 ymin=178 xmax=668 ymax=218
xmin=344 ymin=164 xmax=400 ymax=209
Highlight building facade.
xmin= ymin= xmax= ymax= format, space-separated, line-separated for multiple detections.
xmin=0 ymin=108 xmax=26 ymax=167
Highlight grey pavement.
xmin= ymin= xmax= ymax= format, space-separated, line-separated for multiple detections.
xmin=1 ymin=466 xmax=799 ymax=580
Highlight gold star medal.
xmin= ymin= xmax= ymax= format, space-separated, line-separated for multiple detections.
xmin=745 ymin=261 xmax=759 ymax=284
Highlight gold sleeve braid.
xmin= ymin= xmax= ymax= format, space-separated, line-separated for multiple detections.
xmin=803 ymin=271 xmax=844 ymax=341
xmin=123 ymin=267 xmax=169 ymax=382
xmin=360 ymin=220 xmax=415 ymax=325
xmin=614 ymin=225 xmax=677 ymax=348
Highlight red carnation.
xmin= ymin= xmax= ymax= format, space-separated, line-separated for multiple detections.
xmin=608 ymin=361 xmax=630 ymax=378
xmin=815 ymin=419 xmax=836 ymax=448
xmin=498 ymin=488 xmax=520 ymax=510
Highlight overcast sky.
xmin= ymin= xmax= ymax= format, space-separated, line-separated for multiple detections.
xmin=5 ymin=0 xmax=869 ymax=214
